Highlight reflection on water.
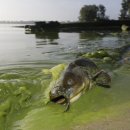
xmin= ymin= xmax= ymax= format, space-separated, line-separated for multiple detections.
xmin=35 ymin=31 xmax=59 ymax=41
xmin=79 ymin=31 xmax=104 ymax=40
xmin=35 ymin=32 xmax=59 ymax=47
xmin=0 ymin=24 xmax=130 ymax=67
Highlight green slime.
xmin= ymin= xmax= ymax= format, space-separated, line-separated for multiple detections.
xmin=0 ymin=63 xmax=130 ymax=130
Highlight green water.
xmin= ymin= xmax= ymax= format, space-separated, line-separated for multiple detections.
xmin=0 ymin=24 xmax=130 ymax=130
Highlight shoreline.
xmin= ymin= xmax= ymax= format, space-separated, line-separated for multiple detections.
xmin=74 ymin=108 xmax=130 ymax=130
xmin=25 ymin=20 xmax=130 ymax=33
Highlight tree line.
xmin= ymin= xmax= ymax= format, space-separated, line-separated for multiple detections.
xmin=79 ymin=0 xmax=130 ymax=22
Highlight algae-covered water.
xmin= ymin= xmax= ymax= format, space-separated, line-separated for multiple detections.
xmin=0 ymin=24 xmax=130 ymax=130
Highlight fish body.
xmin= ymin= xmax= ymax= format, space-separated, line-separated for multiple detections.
xmin=49 ymin=58 xmax=111 ymax=111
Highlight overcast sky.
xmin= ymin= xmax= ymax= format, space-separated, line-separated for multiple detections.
xmin=0 ymin=0 xmax=122 ymax=21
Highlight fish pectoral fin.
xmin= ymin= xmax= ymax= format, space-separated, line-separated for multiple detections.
xmin=92 ymin=70 xmax=111 ymax=88
xmin=96 ymin=82 xmax=111 ymax=88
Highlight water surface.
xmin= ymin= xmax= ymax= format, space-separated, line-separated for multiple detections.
xmin=0 ymin=24 xmax=130 ymax=130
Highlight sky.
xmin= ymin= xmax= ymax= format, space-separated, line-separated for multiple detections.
xmin=0 ymin=0 xmax=122 ymax=21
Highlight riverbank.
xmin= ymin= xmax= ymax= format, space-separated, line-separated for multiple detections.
xmin=25 ymin=20 xmax=130 ymax=33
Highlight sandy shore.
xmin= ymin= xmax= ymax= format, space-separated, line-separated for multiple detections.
xmin=74 ymin=109 xmax=130 ymax=130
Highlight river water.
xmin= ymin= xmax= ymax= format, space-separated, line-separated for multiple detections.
xmin=0 ymin=24 xmax=130 ymax=130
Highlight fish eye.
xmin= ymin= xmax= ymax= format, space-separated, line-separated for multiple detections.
xmin=67 ymin=79 xmax=74 ymax=86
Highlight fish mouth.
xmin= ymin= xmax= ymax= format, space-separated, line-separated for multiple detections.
xmin=50 ymin=95 xmax=66 ymax=104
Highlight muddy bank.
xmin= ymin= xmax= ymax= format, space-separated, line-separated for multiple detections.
xmin=74 ymin=109 xmax=130 ymax=130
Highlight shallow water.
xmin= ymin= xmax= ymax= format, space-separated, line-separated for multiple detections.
xmin=0 ymin=24 xmax=130 ymax=130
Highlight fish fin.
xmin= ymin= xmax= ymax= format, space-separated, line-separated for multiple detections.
xmin=96 ymin=83 xmax=111 ymax=88
xmin=92 ymin=70 xmax=111 ymax=88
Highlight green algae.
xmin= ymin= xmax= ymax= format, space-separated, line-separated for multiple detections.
xmin=0 ymin=67 xmax=45 ymax=130
xmin=81 ymin=49 xmax=122 ymax=69
xmin=7 ymin=64 xmax=130 ymax=130
xmin=42 ymin=64 xmax=66 ymax=80
xmin=82 ymin=50 xmax=110 ymax=59
xmin=103 ymin=57 xmax=113 ymax=63
xmin=0 ymin=73 xmax=23 ymax=79
xmin=0 ymin=99 xmax=11 ymax=130
xmin=0 ymin=62 xmax=130 ymax=130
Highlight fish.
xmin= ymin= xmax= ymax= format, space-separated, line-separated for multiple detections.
xmin=49 ymin=58 xmax=111 ymax=111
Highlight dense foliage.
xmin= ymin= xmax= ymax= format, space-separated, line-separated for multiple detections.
xmin=119 ymin=0 xmax=130 ymax=20
xmin=79 ymin=4 xmax=108 ymax=22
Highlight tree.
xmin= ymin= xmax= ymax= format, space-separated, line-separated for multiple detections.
xmin=119 ymin=0 xmax=130 ymax=19
xmin=79 ymin=5 xmax=98 ymax=22
xmin=79 ymin=4 xmax=108 ymax=22
xmin=127 ymin=0 xmax=130 ymax=17
xmin=97 ymin=5 xmax=106 ymax=20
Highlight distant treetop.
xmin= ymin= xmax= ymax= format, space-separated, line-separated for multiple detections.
xmin=119 ymin=0 xmax=130 ymax=20
xmin=79 ymin=4 xmax=109 ymax=22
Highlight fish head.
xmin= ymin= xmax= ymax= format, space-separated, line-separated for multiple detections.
xmin=49 ymin=66 xmax=90 ymax=104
